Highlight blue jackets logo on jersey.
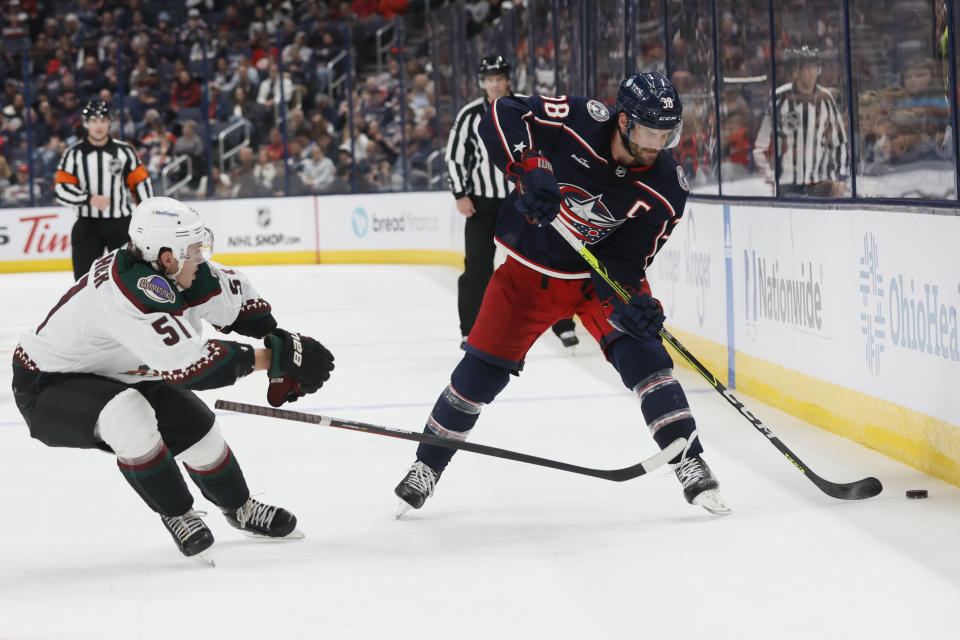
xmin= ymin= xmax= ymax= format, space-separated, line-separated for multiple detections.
xmin=556 ymin=184 xmax=622 ymax=244
xmin=586 ymin=100 xmax=610 ymax=122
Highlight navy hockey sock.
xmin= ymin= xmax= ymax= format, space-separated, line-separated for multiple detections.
xmin=634 ymin=369 xmax=702 ymax=462
xmin=607 ymin=338 xmax=700 ymax=463
xmin=184 ymin=447 xmax=250 ymax=512
xmin=416 ymin=354 xmax=510 ymax=472
xmin=117 ymin=443 xmax=194 ymax=517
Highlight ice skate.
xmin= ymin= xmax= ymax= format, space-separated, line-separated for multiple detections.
xmin=673 ymin=455 xmax=731 ymax=515
xmin=557 ymin=330 xmax=579 ymax=350
xmin=223 ymin=497 xmax=304 ymax=539
xmin=394 ymin=460 xmax=440 ymax=518
xmin=161 ymin=509 xmax=215 ymax=559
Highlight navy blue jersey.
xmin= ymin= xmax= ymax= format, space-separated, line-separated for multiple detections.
xmin=477 ymin=94 xmax=690 ymax=301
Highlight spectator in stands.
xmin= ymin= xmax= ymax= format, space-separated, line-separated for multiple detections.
xmin=208 ymin=84 xmax=231 ymax=124
xmin=174 ymin=120 xmax=205 ymax=188
xmin=257 ymin=62 xmax=296 ymax=124
xmin=211 ymin=57 xmax=237 ymax=97
xmin=3 ymin=164 xmax=40 ymax=205
xmin=76 ymin=56 xmax=105 ymax=103
xmin=300 ymin=143 xmax=335 ymax=192
xmin=232 ymin=146 xmax=260 ymax=197
xmin=146 ymin=135 xmax=174 ymax=182
xmin=899 ymin=57 xmax=950 ymax=149
xmin=196 ymin=165 xmax=233 ymax=199
xmin=0 ymin=155 xmax=12 ymax=195
xmin=170 ymin=69 xmax=202 ymax=117
xmin=254 ymin=147 xmax=278 ymax=194
xmin=265 ymin=127 xmax=286 ymax=162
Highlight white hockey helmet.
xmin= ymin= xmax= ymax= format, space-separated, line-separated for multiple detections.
xmin=128 ymin=196 xmax=205 ymax=264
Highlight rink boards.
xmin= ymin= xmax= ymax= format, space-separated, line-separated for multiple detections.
xmin=645 ymin=201 xmax=960 ymax=487
xmin=0 ymin=192 xmax=466 ymax=272
xmin=1 ymin=194 xmax=958 ymax=486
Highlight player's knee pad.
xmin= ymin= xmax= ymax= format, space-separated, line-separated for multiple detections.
xmin=176 ymin=421 xmax=228 ymax=470
xmin=96 ymin=388 xmax=162 ymax=460
xmin=606 ymin=336 xmax=674 ymax=390
xmin=449 ymin=353 xmax=511 ymax=404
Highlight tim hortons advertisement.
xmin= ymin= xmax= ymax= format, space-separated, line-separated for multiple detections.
xmin=0 ymin=206 xmax=75 ymax=262
xmin=316 ymin=192 xmax=461 ymax=252
xmin=645 ymin=202 xmax=727 ymax=345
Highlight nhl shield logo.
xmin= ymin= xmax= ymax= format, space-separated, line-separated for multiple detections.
xmin=586 ymin=99 xmax=610 ymax=122
xmin=615 ymin=165 xmax=627 ymax=178
xmin=109 ymin=158 xmax=123 ymax=176
xmin=677 ymin=165 xmax=690 ymax=191
xmin=257 ymin=207 xmax=271 ymax=227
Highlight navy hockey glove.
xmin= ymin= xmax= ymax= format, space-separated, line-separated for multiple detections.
xmin=265 ymin=329 xmax=335 ymax=395
xmin=506 ymin=150 xmax=562 ymax=226
xmin=608 ymin=293 xmax=666 ymax=341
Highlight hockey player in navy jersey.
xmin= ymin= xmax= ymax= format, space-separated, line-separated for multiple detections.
xmin=394 ymin=72 xmax=730 ymax=516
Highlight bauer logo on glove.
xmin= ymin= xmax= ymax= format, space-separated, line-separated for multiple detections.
xmin=264 ymin=329 xmax=335 ymax=402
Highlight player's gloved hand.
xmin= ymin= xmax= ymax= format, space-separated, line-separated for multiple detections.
xmin=506 ymin=150 xmax=562 ymax=226
xmin=264 ymin=328 xmax=335 ymax=395
xmin=608 ymin=293 xmax=665 ymax=341
xmin=267 ymin=374 xmax=305 ymax=407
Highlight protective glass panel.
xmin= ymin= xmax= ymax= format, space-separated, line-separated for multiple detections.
xmin=716 ymin=0 xmax=774 ymax=196
xmin=531 ymin=0 xmax=560 ymax=95
xmin=634 ymin=0 xmax=667 ymax=76
xmin=668 ymin=0 xmax=719 ymax=194
xmin=556 ymin=0 xmax=586 ymax=95
xmin=594 ymin=1 xmax=626 ymax=105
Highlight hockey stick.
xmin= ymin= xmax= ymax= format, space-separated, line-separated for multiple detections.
xmin=215 ymin=399 xmax=686 ymax=482
xmin=548 ymin=217 xmax=882 ymax=500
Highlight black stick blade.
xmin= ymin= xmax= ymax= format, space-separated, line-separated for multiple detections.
xmin=813 ymin=475 xmax=883 ymax=500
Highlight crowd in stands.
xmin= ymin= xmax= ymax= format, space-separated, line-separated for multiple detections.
xmin=0 ymin=0 xmax=446 ymax=206
xmin=0 ymin=0 xmax=956 ymax=205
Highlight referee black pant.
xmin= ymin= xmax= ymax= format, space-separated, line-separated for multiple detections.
xmin=457 ymin=195 xmax=574 ymax=338
xmin=71 ymin=216 xmax=131 ymax=281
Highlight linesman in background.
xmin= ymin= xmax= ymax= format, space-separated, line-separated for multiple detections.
xmin=446 ymin=55 xmax=578 ymax=349
xmin=753 ymin=46 xmax=849 ymax=197
xmin=55 ymin=100 xmax=153 ymax=281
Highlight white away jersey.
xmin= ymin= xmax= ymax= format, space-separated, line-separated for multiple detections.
xmin=15 ymin=250 xmax=271 ymax=388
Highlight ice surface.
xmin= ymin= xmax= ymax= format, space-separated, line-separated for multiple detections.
xmin=1 ymin=265 xmax=957 ymax=639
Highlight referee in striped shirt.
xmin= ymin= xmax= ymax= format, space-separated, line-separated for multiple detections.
xmin=446 ymin=55 xmax=577 ymax=348
xmin=55 ymin=100 xmax=153 ymax=281
xmin=753 ymin=46 xmax=849 ymax=197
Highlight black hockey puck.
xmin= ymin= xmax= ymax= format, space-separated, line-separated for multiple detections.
xmin=906 ymin=489 xmax=928 ymax=499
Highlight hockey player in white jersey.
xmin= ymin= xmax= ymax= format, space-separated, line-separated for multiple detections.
xmin=11 ymin=196 xmax=335 ymax=560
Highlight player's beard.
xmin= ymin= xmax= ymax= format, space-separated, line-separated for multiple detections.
xmin=627 ymin=138 xmax=659 ymax=166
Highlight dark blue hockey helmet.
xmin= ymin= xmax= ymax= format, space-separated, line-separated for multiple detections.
xmin=616 ymin=72 xmax=683 ymax=149
xmin=81 ymin=99 xmax=112 ymax=121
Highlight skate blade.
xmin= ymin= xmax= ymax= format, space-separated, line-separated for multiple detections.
xmin=693 ymin=489 xmax=732 ymax=516
xmin=395 ymin=500 xmax=414 ymax=520
xmin=238 ymin=527 xmax=305 ymax=541
xmin=193 ymin=551 xmax=216 ymax=567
